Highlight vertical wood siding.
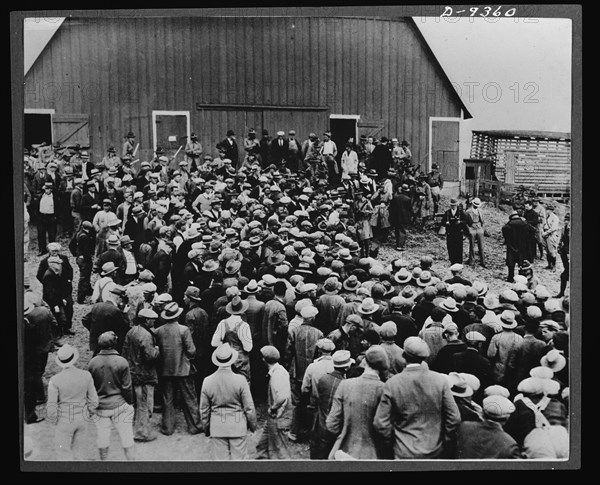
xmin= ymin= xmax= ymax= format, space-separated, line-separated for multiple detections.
xmin=25 ymin=16 xmax=462 ymax=166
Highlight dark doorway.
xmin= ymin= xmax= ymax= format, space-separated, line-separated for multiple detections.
xmin=330 ymin=118 xmax=357 ymax=164
xmin=24 ymin=113 xmax=52 ymax=149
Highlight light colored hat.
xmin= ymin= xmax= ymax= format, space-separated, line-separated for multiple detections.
xmin=500 ymin=289 xmax=519 ymax=304
xmin=316 ymin=338 xmax=335 ymax=352
xmin=100 ymin=261 xmax=118 ymax=276
xmin=482 ymin=395 xmax=515 ymax=419
xmin=244 ymin=279 xmax=259 ymax=294
xmin=300 ymin=305 xmax=319 ymax=319
xmin=225 ymin=296 xmax=249 ymax=315
xmin=394 ymin=267 xmax=412 ymax=284
xmin=332 ymin=350 xmax=355 ymax=368
xmin=540 ymin=349 xmax=566 ymax=372
xmin=517 ymin=377 xmax=545 ymax=395
xmin=465 ymin=331 xmax=486 ymax=342
xmin=138 ymin=308 xmax=158 ymax=319
xmin=440 ymin=297 xmax=459 ymax=313
xmin=527 ymin=306 xmax=543 ymax=319
xmin=534 ymin=285 xmax=551 ymax=300
xmin=484 ymin=385 xmax=511 ymax=398
xmin=539 ymin=320 xmax=560 ymax=332
xmin=529 ymin=366 xmax=554 ymax=379
xmin=472 ymin=280 xmax=489 ymax=296
xmin=358 ymin=298 xmax=379 ymax=315
xmin=141 ymin=282 xmax=157 ymax=294
xmin=403 ymin=336 xmax=430 ymax=359
xmin=184 ymin=286 xmax=202 ymax=301
xmin=513 ymin=274 xmax=528 ymax=285
xmin=499 ymin=310 xmax=517 ymax=329
xmin=161 ymin=302 xmax=184 ymax=321
xmin=471 ymin=197 xmax=482 ymax=207
xmin=260 ymin=345 xmax=281 ymax=362
xmin=154 ymin=293 xmax=173 ymax=305
xmin=324 ymin=277 xmax=341 ymax=294
xmin=212 ymin=343 xmax=239 ymax=367
xmin=47 ymin=242 xmax=62 ymax=252
xmin=55 ymin=344 xmax=79 ymax=368
xmin=417 ymin=271 xmax=434 ymax=287
xmin=447 ymin=372 xmax=473 ymax=398
xmin=379 ymin=321 xmax=398 ymax=339
xmin=483 ymin=293 xmax=501 ymax=310
xmin=449 ymin=263 xmax=463 ymax=273
xmin=187 ymin=249 xmax=202 ymax=260
xmin=460 ymin=373 xmax=481 ymax=393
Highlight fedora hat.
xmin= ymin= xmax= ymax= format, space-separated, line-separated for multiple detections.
xmin=449 ymin=198 xmax=459 ymax=207
xmin=106 ymin=234 xmax=120 ymax=246
xmin=161 ymin=302 xmax=183 ymax=321
xmin=248 ymin=235 xmax=263 ymax=247
xmin=323 ymin=277 xmax=341 ymax=294
xmin=417 ymin=271 xmax=434 ymax=287
xmin=224 ymin=259 xmax=241 ymax=275
xmin=202 ymin=259 xmax=220 ymax=273
xmin=343 ymin=275 xmax=361 ymax=291
xmin=358 ymin=298 xmax=379 ymax=315
xmin=394 ymin=267 xmax=412 ymax=284
xmin=472 ymin=280 xmax=488 ymax=297
xmin=55 ymin=344 xmax=79 ymax=368
xmin=267 ymin=251 xmax=286 ymax=265
xmin=184 ymin=286 xmax=202 ymax=301
xmin=244 ymin=279 xmax=259 ymax=294
xmin=100 ymin=261 xmax=118 ymax=276
xmin=471 ymin=197 xmax=481 ymax=207
xmin=212 ymin=343 xmax=239 ymax=368
xmin=440 ymin=297 xmax=459 ymax=313
xmin=338 ymin=248 xmax=352 ymax=260
xmin=540 ymin=349 xmax=566 ymax=373
xmin=447 ymin=372 xmax=473 ymax=398
xmin=225 ymin=296 xmax=249 ymax=315
xmin=499 ymin=310 xmax=517 ymax=329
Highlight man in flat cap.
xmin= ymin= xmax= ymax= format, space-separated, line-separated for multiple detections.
xmin=455 ymin=395 xmax=521 ymax=458
xmin=122 ymin=308 xmax=160 ymax=442
xmin=256 ymin=345 xmax=293 ymax=459
xmin=374 ymin=336 xmax=461 ymax=459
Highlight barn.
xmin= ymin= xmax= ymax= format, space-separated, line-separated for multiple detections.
xmin=469 ymin=130 xmax=571 ymax=200
xmin=24 ymin=13 xmax=471 ymax=190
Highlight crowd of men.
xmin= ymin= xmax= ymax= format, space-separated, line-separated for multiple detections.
xmin=22 ymin=128 xmax=570 ymax=461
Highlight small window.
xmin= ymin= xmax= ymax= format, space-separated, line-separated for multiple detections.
xmin=465 ymin=166 xmax=476 ymax=180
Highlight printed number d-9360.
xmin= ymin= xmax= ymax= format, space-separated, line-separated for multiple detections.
xmin=441 ymin=6 xmax=517 ymax=17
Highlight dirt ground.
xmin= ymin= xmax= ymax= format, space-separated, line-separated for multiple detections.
xmin=22 ymin=194 xmax=568 ymax=461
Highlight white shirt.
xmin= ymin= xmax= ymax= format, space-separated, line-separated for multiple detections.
xmin=91 ymin=276 xmax=116 ymax=303
xmin=123 ymin=249 xmax=137 ymax=275
xmin=321 ymin=140 xmax=337 ymax=156
xmin=39 ymin=193 xmax=55 ymax=214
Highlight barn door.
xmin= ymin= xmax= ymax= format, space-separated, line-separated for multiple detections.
xmin=52 ymin=113 xmax=90 ymax=148
xmin=357 ymin=119 xmax=385 ymax=140
xmin=153 ymin=111 xmax=190 ymax=168
xmin=432 ymin=120 xmax=460 ymax=181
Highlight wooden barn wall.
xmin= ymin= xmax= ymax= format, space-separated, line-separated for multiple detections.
xmin=24 ymin=16 xmax=462 ymax=166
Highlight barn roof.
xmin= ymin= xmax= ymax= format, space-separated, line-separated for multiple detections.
xmin=473 ymin=130 xmax=571 ymax=141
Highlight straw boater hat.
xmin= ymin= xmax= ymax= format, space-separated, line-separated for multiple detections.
xmin=540 ymin=349 xmax=566 ymax=373
xmin=100 ymin=261 xmax=118 ymax=276
xmin=184 ymin=286 xmax=202 ymax=301
xmin=417 ymin=271 xmax=434 ymax=287
xmin=244 ymin=279 xmax=260 ymax=294
xmin=440 ymin=297 xmax=459 ymax=313
xmin=202 ymin=259 xmax=220 ymax=272
xmin=55 ymin=344 xmax=79 ymax=368
xmin=212 ymin=343 xmax=238 ymax=367
xmin=225 ymin=296 xmax=249 ymax=315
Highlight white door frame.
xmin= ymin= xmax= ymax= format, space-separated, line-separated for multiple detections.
xmin=24 ymin=108 xmax=56 ymax=144
xmin=330 ymin=114 xmax=360 ymax=145
xmin=152 ymin=110 xmax=191 ymax=153
xmin=428 ymin=116 xmax=461 ymax=173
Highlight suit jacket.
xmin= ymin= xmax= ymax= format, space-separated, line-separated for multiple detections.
xmin=327 ymin=374 xmax=390 ymax=459
xmin=183 ymin=304 xmax=212 ymax=365
xmin=155 ymin=321 xmax=196 ymax=377
xmin=373 ymin=364 xmax=461 ymax=459
xmin=388 ymin=193 xmax=413 ymax=226
xmin=287 ymin=323 xmax=323 ymax=382
xmin=200 ymin=367 xmax=257 ymax=437
xmin=24 ymin=306 xmax=55 ymax=356
xmin=316 ymin=293 xmax=346 ymax=336
xmin=451 ymin=347 xmax=493 ymax=401
xmin=81 ymin=301 xmax=130 ymax=354
xmin=506 ymin=334 xmax=547 ymax=391
xmin=270 ymin=138 xmax=289 ymax=164
xmin=386 ymin=312 xmax=419 ymax=348
xmin=220 ymin=138 xmax=239 ymax=167
xmin=80 ymin=191 xmax=101 ymax=222
xmin=244 ymin=296 xmax=265 ymax=348
xmin=262 ymin=298 xmax=288 ymax=353
xmin=149 ymin=246 xmax=172 ymax=291
xmin=456 ymin=420 xmax=522 ymax=459
xmin=122 ymin=324 xmax=160 ymax=385
xmin=37 ymin=254 xmax=73 ymax=289
xmin=430 ymin=340 xmax=468 ymax=374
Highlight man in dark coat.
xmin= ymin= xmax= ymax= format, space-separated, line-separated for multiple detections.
xmin=270 ymin=131 xmax=289 ymax=167
xmin=124 ymin=205 xmax=147 ymax=257
xmin=82 ymin=285 xmax=131 ymax=355
xmin=385 ymin=297 xmax=419 ymax=347
xmin=440 ymin=198 xmax=468 ymax=264
xmin=370 ymin=138 xmax=393 ymax=180
xmin=502 ymin=209 xmax=536 ymax=282
xmin=74 ymin=220 xmax=96 ymax=303
xmin=220 ymin=129 xmax=239 ymax=168
xmin=430 ymin=323 xmax=467 ymax=374
xmin=80 ymin=180 xmax=102 ymax=222
xmin=451 ymin=331 xmax=493 ymax=403
xmin=148 ymin=226 xmax=173 ymax=294
xmin=505 ymin=319 xmax=547 ymax=394
xmin=388 ymin=184 xmax=413 ymax=250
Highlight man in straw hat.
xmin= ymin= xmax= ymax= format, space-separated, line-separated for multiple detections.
xmin=327 ymin=345 xmax=391 ymax=460
xmin=87 ymin=331 xmax=136 ymax=460
xmin=455 ymin=394 xmax=521 ymax=459
xmin=46 ymin=344 xmax=99 ymax=460
xmin=256 ymin=345 xmax=294 ymax=459
xmin=211 ymin=295 xmax=253 ymax=383
xmin=122 ymin=308 xmax=160 ymax=442
xmin=200 ymin=343 xmax=257 ymax=460
xmin=374 ymin=336 xmax=460 ymax=459
xmin=91 ymin=261 xmax=118 ymax=304
xmin=154 ymin=302 xmax=202 ymax=436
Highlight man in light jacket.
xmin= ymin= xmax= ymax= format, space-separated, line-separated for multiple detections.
xmin=200 ymin=343 xmax=257 ymax=460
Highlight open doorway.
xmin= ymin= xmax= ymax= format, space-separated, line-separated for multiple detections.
xmin=24 ymin=110 xmax=53 ymax=149
xmin=329 ymin=115 xmax=359 ymax=165
xmin=152 ymin=110 xmax=190 ymax=168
